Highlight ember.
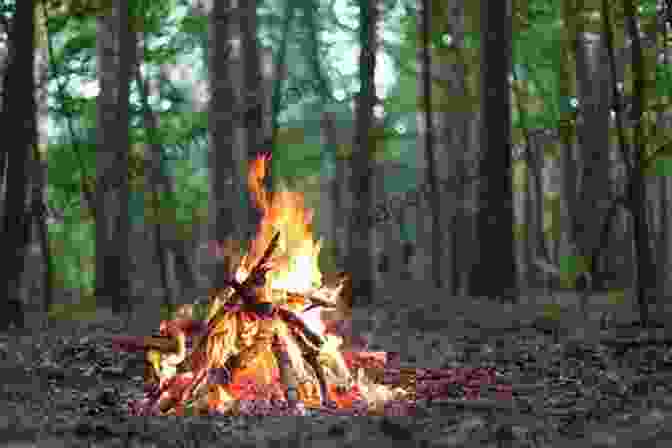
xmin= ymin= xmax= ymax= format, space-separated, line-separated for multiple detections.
xmin=113 ymin=152 xmax=415 ymax=416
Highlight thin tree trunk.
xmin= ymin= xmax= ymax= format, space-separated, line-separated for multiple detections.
xmin=623 ymin=0 xmax=655 ymax=326
xmin=240 ymin=0 xmax=264 ymax=243
xmin=135 ymin=62 xmax=174 ymax=311
xmin=511 ymin=69 xmax=552 ymax=290
xmin=321 ymin=111 xmax=342 ymax=265
xmin=95 ymin=6 xmax=118 ymax=309
xmin=420 ymin=0 xmax=442 ymax=289
xmin=112 ymin=0 xmax=134 ymax=314
xmin=348 ymin=0 xmax=377 ymax=306
xmin=268 ymin=0 xmax=295 ymax=193
xmin=30 ymin=146 xmax=54 ymax=316
xmin=558 ymin=0 xmax=580 ymax=285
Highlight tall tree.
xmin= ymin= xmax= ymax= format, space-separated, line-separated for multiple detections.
xmin=622 ymin=0 xmax=656 ymax=326
xmin=94 ymin=0 xmax=134 ymax=314
xmin=574 ymin=2 xmax=611 ymax=291
xmin=557 ymin=0 xmax=580 ymax=287
xmin=240 ymin=0 xmax=265 ymax=243
xmin=469 ymin=0 xmax=517 ymax=300
xmin=348 ymin=0 xmax=378 ymax=306
xmin=209 ymin=0 xmax=243 ymax=289
xmin=0 ymin=0 xmax=36 ymax=329
xmin=419 ymin=0 xmax=442 ymax=289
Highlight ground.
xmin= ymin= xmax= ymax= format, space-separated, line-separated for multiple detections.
xmin=1 ymin=281 xmax=672 ymax=447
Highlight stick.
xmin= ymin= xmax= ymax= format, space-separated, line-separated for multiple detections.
xmin=181 ymin=232 xmax=283 ymax=373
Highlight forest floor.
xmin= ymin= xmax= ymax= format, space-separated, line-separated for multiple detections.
xmin=1 ymin=281 xmax=672 ymax=447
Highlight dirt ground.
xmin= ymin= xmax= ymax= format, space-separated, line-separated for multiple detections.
xmin=1 ymin=282 xmax=671 ymax=447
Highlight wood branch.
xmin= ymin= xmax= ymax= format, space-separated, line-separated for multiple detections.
xmin=112 ymin=335 xmax=180 ymax=354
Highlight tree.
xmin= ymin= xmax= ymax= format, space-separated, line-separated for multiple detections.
xmin=209 ymin=0 xmax=244 ymax=289
xmin=419 ymin=0 xmax=442 ymax=289
xmin=469 ymin=0 xmax=517 ymax=300
xmin=240 ymin=0 xmax=265 ymax=243
xmin=622 ymin=0 xmax=656 ymax=326
xmin=94 ymin=0 xmax=134 ymax=314
xmin=348 ymin=0 xmax=378 ymax=306
xmin=0 ymin=0 xmax=36 ymax=330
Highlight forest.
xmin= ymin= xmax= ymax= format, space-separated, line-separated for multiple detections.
xmin=0 ymin=0 xmax=672 ymax=445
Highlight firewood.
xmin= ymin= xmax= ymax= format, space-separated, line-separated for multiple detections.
xmin=112 ymin=335 xmax=179 ymax=354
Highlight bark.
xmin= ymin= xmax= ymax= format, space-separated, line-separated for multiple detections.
xmin=0 ymin=0 xmax=34 ymax=328
xmin=623 ymin=0 xmax=655 ymax=326
xmin=114 ymin=0 xmax=134 ymax=313
xmin=0 ymin=16 xmax=10 ymax=200
xmin=511 ymin=69 xmax=551 ymax=290
xmin=657 ymin=177 xmax=670 ymax=299
xmin=240 ymin=0 xmax=264 ymax=242
xmin=303 ymin=0 xmax=343 ymax=267
xmin=419 ymin=0 xmax=442 ymax=289
xmin=321 ymin=111 xmax=342 ymax=265
xmin=269 ymin=0 xmax=295 ymax=193
xmin=558 ymin=0 xmax=579 ymax=279
xmin=574 ymin=13 xmax=611 ymax=291
xmin=30 ymin=148 xmax=54 ymax=315
xmin=95 ymin=2 xmax=134 ymax=313
xmin=469 ymin=0 xmax=517 ymax=300
xmin=347 ymin=0 xmax=377 ymax=306
xmin=449 ymin=1 xmax=472 ymax=296
xmin=135 ymin=60 xmax=173 ymax=311
xmin=209 ymin=0 xmax=243 ymax=289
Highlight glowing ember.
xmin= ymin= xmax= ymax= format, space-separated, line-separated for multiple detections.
xmin=115 ymin=152 xmax=415 ymax=417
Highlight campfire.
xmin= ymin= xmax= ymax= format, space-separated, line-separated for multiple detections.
xmin=112 ymin=153 xmax=415 ymax=416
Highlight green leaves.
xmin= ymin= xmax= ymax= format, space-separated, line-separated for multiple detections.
xmin=558 ymin=254 xmax=590 ymax=289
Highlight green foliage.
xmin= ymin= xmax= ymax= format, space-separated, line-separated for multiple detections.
xmin=36 ymin=0 xmax=672 ymax=306
xmin=558 ymin=254 xmax=590 ymax=289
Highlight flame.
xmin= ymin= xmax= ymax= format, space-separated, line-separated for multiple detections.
xmin=233 ymin=152 xmax=407 ymax=413
xmin=145 ymin=152 xmax=409 ymax=416
xmin=239 ymin=152 xmax=322 ymax=294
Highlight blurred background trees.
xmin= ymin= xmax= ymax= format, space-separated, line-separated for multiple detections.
xmin=0 ymin=0 xmax=670 ymax=328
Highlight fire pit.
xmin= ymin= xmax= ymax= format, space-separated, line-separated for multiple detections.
xmin=112 ymin=153 xmax=414 ymax=416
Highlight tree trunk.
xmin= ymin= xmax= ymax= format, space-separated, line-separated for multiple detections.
xmin=209 ymin=0 xmax=243 ymax=289
xmin=30 ymin=148 xmax=54 ymax=317
xmin=116 ymin=0 xmax=134 ymax=313
xmin=419 ymin=0 xmax=442 ymax=289
xmin=321 ymin=111 xmax=342 ymax=266
xmin=574 ymin=13 xmax=611 ymax=291
xmin=469 ymin=0 xmax=517 ymax=300
xmin=95 ymin=1 xmax=134 ymax=314
xmin=447 ymin=0 xmax=472 ymax=296
xmin=347 ymin=0 xmax=377 ymax=306
xmin=269 ymin=0 xmax=295 ymax=194
xmin=623 ymin=0 xmax=655 ymax=326
xmin=135 ymin=56 xmax=173 ymax=310
xmin=240 ymin=0 xmax=264 ymax=243
xmin=558 ymin=0 xmax=580 ymax=288
xmin=0 ymin=0 xmax=35 ymax=329
xmin=657 ymin=177 xmax=670 ymax=300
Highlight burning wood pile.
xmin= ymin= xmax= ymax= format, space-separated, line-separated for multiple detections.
xmin=112 ymin=153 xmax=415 ymax=416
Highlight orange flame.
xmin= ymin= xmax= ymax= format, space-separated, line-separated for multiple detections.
xmin=240 ymin=152 xmax=322 ymax=294
xmin=209 ymin=152 xmax=404 ymax=414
